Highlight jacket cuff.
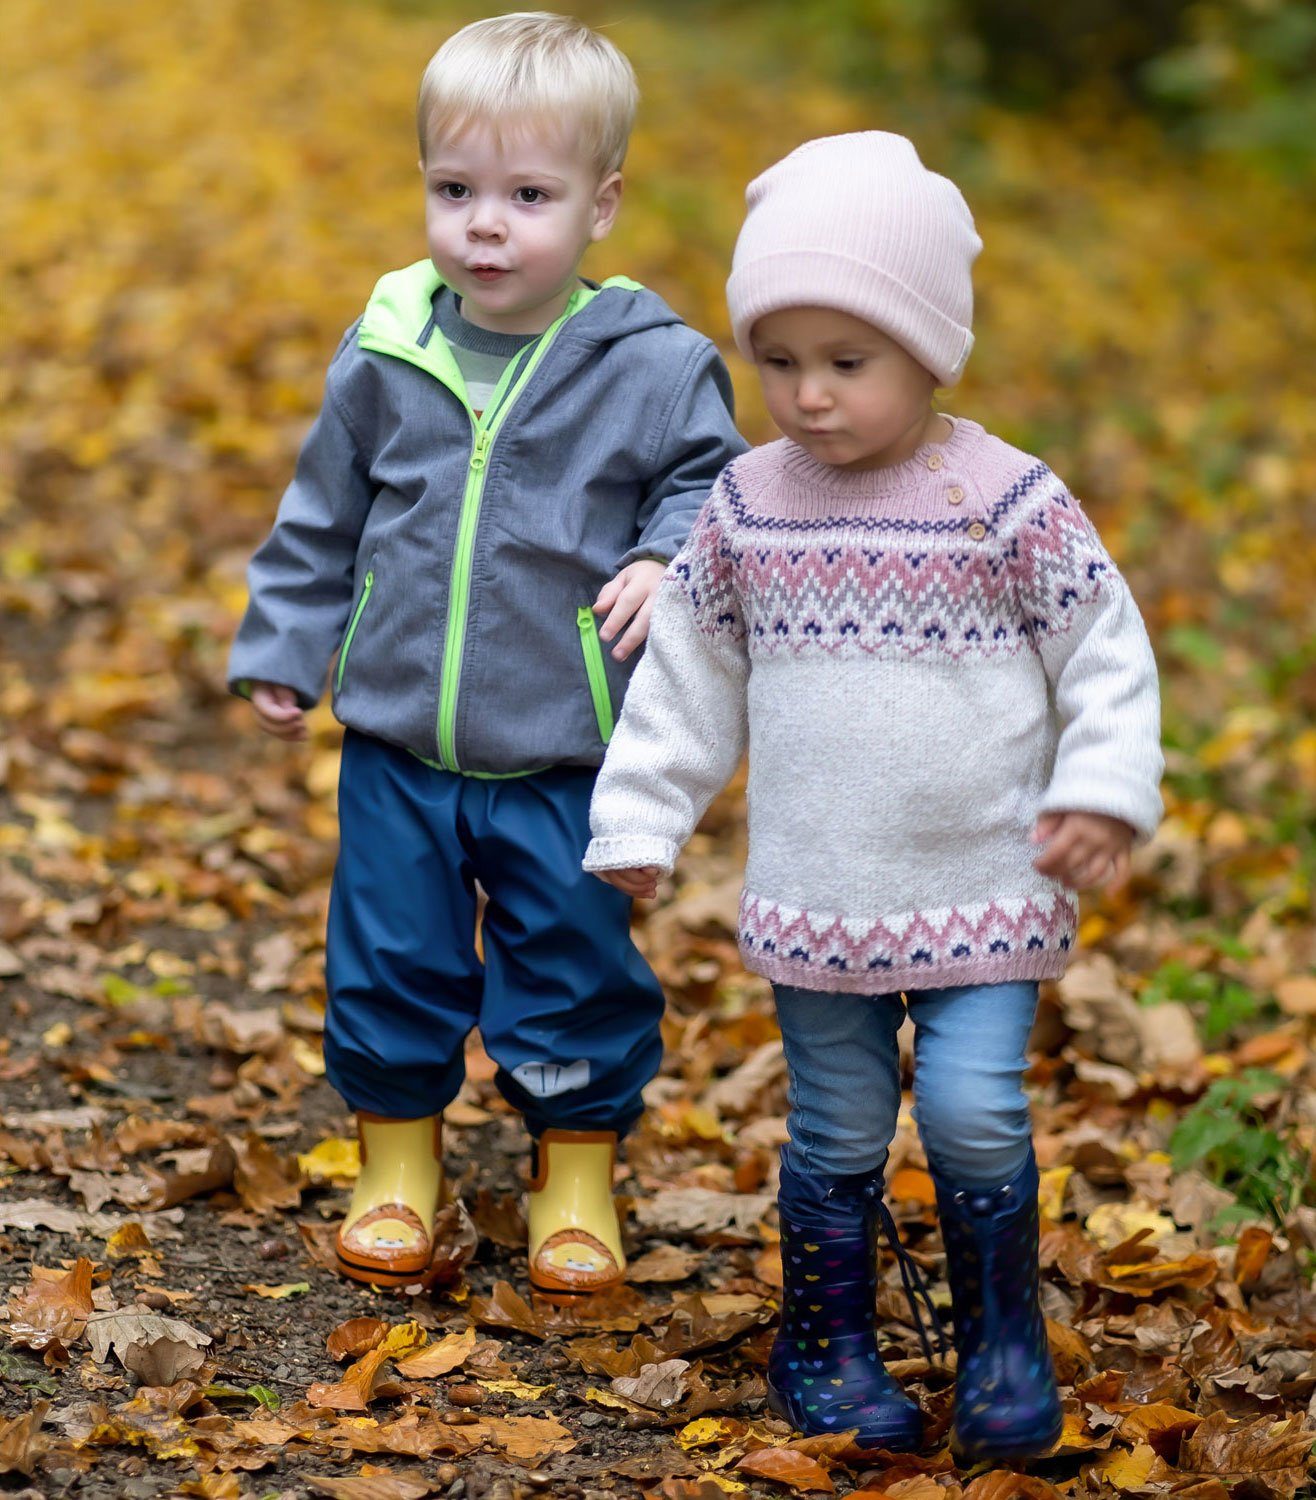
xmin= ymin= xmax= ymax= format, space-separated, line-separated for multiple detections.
xmin=582 ymin=835 xmax=681 ymax=876
xmin=1039 ymin=774 xmax=1165 ymax=847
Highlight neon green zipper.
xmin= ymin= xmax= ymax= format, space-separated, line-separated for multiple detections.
xmin=357 ymin=285 xmax=597 ymax=771
xmin=335 ymin=569 xmax=374 ymax=693
xmin=576 ymin=606 xmax=615 ymax=743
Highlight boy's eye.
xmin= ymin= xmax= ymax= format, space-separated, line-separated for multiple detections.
xmin=435 ymin=182 xmax=469 ymax=200
xmin=514 ymin=187 xmax=547 ymax=204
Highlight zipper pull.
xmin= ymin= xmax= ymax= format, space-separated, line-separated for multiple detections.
xmin=577 ymin=605 xmax=594 ymax=633
xmin=470 ymin=429 xmax=491 ymax=471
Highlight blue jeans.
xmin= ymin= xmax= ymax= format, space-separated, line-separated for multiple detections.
xmin=773 ymin=981 xmax=1039 ymax=1187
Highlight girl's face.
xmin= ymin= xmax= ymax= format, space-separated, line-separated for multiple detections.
xmin=751 ymin=306 xmax=941 ymax=471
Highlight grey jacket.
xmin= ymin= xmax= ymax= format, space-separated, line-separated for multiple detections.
xmin=227 ymin=260 xmax=746 ymax=775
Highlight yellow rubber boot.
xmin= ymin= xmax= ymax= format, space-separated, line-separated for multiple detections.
xmin=527 ymin=1129 xmax=625 ymax=1297
xmin=335 ymin=1113 xmax=444 ymax=1288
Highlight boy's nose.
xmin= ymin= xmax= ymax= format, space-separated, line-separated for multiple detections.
xmin=467 ymin=208 xmax=507 ymax=242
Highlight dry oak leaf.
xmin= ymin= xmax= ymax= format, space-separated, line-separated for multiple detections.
xmin=395 ymin=1326 xmax=478 ymax=1379
xmin=1115 ymin=1399 xmax=1204 ymax=1450
xmin=306 ymin=1473 xmax=433 ymax=1500
xmin=228 ymin=1132 xmax=304 ymax=1215
xmin=323 ymin=1412 xmax=476 ymax=1459
xmin=1179 ymin=1412 xmax=1314 ymax=1498
xmin=634 ymin=1186 xmax=774 ymax=1240
xmin=0 ymin=1402 xmax=49 ymax=1477
xmin=466 ymin=1413 xmax=575 ymax=1462
xmin=736 ymin=1445 xmax=836 ymax=1493
xmin=327 ymin=1318 xmax=390 ymax=1362
xmin=3 ymin=1257 xmax=95 ymax=1358
xmin=629 ymin=1244 xmax=704 ymax=1283
xmin=611 ymin=1357 xmax=692 ymax=1409
xmin=963 ymin=1476 xmax=1063 ymax=1499
xmin=85 ymin=1307 xmax=212 ymax=1386
xmin=309 ymin=1323 xmax=427 ymax=1410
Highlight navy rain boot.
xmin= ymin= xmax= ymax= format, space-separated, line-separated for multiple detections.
xmin=766 ymin=1155 xmax=925 ymax=1452
xmin=933 ymin=1149 xmax=1063 ymax=1463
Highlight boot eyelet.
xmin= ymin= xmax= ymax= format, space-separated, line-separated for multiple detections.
xmin=953 ymin=1191 xmax=968 ymax=1206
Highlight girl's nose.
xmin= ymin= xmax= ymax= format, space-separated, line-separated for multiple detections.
xmin=796 ymin=378 xmax=830 ymax=412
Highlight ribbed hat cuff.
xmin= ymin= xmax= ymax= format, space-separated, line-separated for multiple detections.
xmin=727 ymin=249 xmax=974 ymax=387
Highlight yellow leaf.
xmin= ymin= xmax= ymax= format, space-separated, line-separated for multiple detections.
xmin=297 ymin=1137 xmax=360 ymax=1182
xmin=41 ymin=1021 xmax=72 ymax=1048
xmin=478 ymin=1378 xmax=554 ymax=1398
xmin=1038 ymin=1165 xmax=1072 ymax=1222
xmin=242 ymin=1281 xmax=311 ymax=1299
xmin=1097 ymin=1440 xmax=1160 ymax=1487
xmin=679 ymin=1417 xmax=737 ymax=1449
xmin=395 ymin=1327 xmax=476 ymax=1379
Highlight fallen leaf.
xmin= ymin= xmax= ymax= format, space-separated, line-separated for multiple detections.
xmin=628 ymin=1244 xmax=703 ymax=1283
xmin=466 ymin=1413 xmax=575 ymax=1462
xmin=104 ymin=1222 xmax=154 ymax=1260
xmin=737 ymin=1447 xmax=836 ymax=1493
xmin=395 ymin=1326 xmax=477 ymax=1379
xmin=4 ymin=1258 xmax=95 ymax=1358
xmin=297 ymin=1136 xmax=361 ymax=1183
xmin=242 ymin=1281 xmax=310 ymax=1299
xmin=963 ymin=1476 xmax=1062 ymax=1499
xmin=634 ymin=1187 xmax=774 ymax=1240
xmin=0 ymin=1402 xmax=48 ymax=1476
xmin=327 ymin=1318 xmax=389 ymax=1362
xmin=306 ymin=1473 xmax=432 ymax=1500
xmin=612 ymin=1357 xmax=692 ymax=1409
xmin=85 ymin=1307 xmax=212 ymax=1385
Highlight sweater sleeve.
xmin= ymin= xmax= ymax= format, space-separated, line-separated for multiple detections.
xmin=585 ymin=474 xmax=750 ymax=874
xmin=226 ymin=332 xmax=375 ymax=709
xmin=1008 ymin=476 xmax=1164 ymax=844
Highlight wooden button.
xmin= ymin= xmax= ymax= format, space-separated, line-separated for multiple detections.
xmin=968 ymin=521 xmax=987 ymax=540
xmin=926 ymin=453 xmax=944 ymax=471
xmin=948 ymin=486 xmax=965 ymax=504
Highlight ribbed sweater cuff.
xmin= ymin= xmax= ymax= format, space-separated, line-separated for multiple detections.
xmin=582 ymin=835 xmax=681 ymax=876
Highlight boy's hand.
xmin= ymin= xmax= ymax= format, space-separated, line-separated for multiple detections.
xmin=593 ymin=866 xmax=660 ymax=900
xmin=1031 ymin=810 xmax=1134 ymax=892
xmin=594 ymin=559 xmax=667 ymax=661
xmin=250 ymin=682 xmax=308 ymax=742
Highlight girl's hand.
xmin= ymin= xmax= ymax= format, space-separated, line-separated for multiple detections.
xmin=250 ymin=682 xmax=308 ymax=741
xmin=1031 ymin=810 xmax=1134 ymax=891
xmin=593 ymin=866 xmax=660 ymax=900
xmin=593 ymin=560 xmax=667 ymax=661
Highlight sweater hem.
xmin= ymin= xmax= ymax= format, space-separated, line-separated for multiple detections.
xmin=744 ymin=944 xmax=1071 ymax=995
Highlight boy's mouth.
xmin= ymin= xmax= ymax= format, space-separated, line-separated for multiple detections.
xmin=468 ymin=265 xmax=510 ymax=282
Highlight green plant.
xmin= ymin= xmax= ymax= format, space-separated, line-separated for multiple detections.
xmin=1170 ymin=1068 xmax=1310 ymax=1222
xmin=1139 ymin=958 xmax=1265 ymax=1041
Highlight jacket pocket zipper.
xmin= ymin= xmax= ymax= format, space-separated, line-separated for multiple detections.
xmin=336 ymin=570 xmax=375 ymax=692
xmin=576 ymin=606 xmax=615 ymax=744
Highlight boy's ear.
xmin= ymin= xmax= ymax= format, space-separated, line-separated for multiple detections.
xmin=590 ymin=171 xmax=624 ymax=242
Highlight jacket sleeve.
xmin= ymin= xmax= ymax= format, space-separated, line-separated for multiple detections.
xmin=226 ymin=336 xmax=375 ymax=708
xmin=1009 ymin=477 xmax=1164 ymax=843
xmin=615 ymin=338 xmax=748 ymax=570
xmin=586 ymin=475 xmax=750 ymax=873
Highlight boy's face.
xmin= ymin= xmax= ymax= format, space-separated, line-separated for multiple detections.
xmin=421 ymin=120 xmax=622 ymax=336
xmin=751 ymin=307 xmax=939 ymax=471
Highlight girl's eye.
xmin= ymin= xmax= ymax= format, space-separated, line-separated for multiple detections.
xmin=834 ymin=359 xmax=865 ymax=373
xmin=436 ymin=182 xmax=469 ymax=201
xmin=762 ymin=355 xmax=792 ymax=369
xmin=515 ymin=187 xmax=547 ymax=204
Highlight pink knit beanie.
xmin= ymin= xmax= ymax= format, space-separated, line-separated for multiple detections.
xmin=726 ymin=132 xmax=982 ymax=387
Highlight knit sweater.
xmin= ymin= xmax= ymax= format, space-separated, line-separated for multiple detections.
xmin=583 ymin=415 xmax=1164 ymax=995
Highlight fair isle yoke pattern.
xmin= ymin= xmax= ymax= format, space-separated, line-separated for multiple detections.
xmin=585 ymin=415 xmax=1164 ymax=998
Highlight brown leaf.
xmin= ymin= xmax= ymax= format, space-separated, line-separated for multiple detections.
xmin=1179 ymin=1412 xmax=1313 ymax=1497
xmin=468 ymin=1281 xmax=546 ymax=1339
xmin=327 ymin=1317 xmax=389 ymax=1362
xmin=424 ymin=1199 xmax=478 ymax=1286
xmin=306 ymin=1473 xmax=432 ymax=1500
xmin=737 ymin=1446 xmax=836 ymax=1492
xmin=0 ymin=1403 xmax=49 ymax=1477
xmin=1232 ymin=1224 xmax=1273 ymax=1284
xmin=85 ymin=1307 xmax=211 ymax=1386
xmin=465 ymin=1414 xmax=575 ymax=1462
xmin=395 ymin=1326 xmax=477 ymax=1379
xmin=228 ymin=1132 xmax=304 ymax=1215
xmin=963 ymin=1477 xmax=1062 ymax=1499
xmin=611 ymin=1357 xmax=692 ymax=1409
xmin=468 ymin=1188 xmax=526 ymax=1249
xmin=308 ymin=1346 xmax=392 ymax=1411
xmin=3 ymin=1258 xmax=95 ymax=1357
xmin=628 ymin=1244 xmax=703 ymax=1283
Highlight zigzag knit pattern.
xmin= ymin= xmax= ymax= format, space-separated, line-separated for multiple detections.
xmin=586 ymin=415 xmax=1164 ymax=996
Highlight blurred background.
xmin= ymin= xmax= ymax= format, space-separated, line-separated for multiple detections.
xmin=1 ymin=0 xmax=1315 ymax=1215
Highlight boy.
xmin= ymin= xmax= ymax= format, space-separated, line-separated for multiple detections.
xmin=228 ymin=12 xmax=744 ymax=1295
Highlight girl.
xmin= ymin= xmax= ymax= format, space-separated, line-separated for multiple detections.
xmin=583 ymin=132 xmax=1162 ymax=1459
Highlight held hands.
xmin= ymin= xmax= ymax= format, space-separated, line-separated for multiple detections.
xmin=250 ymin=682 xmax=308 ymax=741
xmin=593 ymin=559 xmax=667 ymax=662
xmin=1031 ymin=810 xmax=1134 ymax=892
xmin=594 ymin=866 xmax=660 ymax=900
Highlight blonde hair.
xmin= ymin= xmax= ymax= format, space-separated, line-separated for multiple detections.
xmin=417 ymin=12 xmax=638 ymax=178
